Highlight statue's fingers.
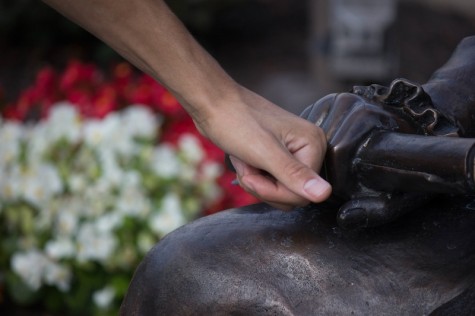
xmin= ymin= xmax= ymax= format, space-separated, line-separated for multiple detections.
xmin=316 ymin=93 xmax=386 ymax=141
xmin=300 ymin=93 xmax=336 ymax=126
xmin=336 ymin=193 xmax=428 ymax=229
xmin=337 ymin=197 xmax=386 ymax=229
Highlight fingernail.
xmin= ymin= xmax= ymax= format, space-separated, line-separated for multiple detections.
xmin=229 ymin=156 xmax=244 ymax=174
xmin=303 ymin=178 xmax=332 ymax=201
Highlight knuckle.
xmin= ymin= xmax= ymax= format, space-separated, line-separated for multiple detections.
xmin=282 ymin=160 xmax=308 ymax=178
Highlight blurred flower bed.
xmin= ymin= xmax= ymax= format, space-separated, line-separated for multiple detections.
xmin=0 ymin=61 xmax=257 ymax=315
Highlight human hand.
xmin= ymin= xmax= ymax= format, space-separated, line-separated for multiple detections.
xmin=195 ymin=87 xmax=332 ymax=210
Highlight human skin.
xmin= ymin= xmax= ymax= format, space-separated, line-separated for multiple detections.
xmin=42 ymin=0 xmax=332 ymax=209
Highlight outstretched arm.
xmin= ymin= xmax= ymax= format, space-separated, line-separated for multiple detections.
xmin=42 ymin=0 xmax=332 ymax=209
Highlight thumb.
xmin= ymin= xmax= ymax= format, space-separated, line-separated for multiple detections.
xmin=268 ymin=152 xmax=332 ymax=203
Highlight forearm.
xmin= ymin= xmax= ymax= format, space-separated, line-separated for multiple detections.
xmin=42 ymin=0 xmax=240 ymax=125
xmin=43 ymin=0 xmax=333 ymax=207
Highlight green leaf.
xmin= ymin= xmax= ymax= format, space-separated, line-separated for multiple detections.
xmin=5 ymin=272 xmax=40 ymax=305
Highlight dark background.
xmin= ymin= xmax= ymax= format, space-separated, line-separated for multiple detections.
xmin=0 ymin=0 xmax=474 ymax=114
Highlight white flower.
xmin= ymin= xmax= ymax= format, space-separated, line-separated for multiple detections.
xmin=0 ymin=120 xmax=23 ymax=167
xmin=0 ymin=166 xmax=21 ymax=199
xmin=11 ymin=249 xmax=72 ymax=292
xmin=150 ymin=193 xmax=186 ymax=236
xmin=82 ymin=184 xmax=115 ymax=217
xmin=83 ymin=115 xmax=123 ymax=153
xmin=93 ymin=286 xmax=115 ymax=309
xmin=178 ymin=134 xmax=204 ymax=164
xmin=56 ymin=211 xmax=79 ymax=235
xmin=151 ymin=144 xmax=180 ymax=178
xmin=202 ymin=162 xmax=223 ymax=180
xmin=46 ymin=103 xmax=81 ymax=143
xmin=121 ymin=105 xmax=160 ymax=138
xmin=11 ymin=249 xmax=47 ymax=290
xmin=202 ymin=182 xmax=223 ymax=205
xmin=21 ymin=163 xmax=63 ymax=206
xmin=116 ymin=187 xmax=151 ymax=217
xmin=95 ymin=212 xmax=122 ymax=234
xmin=200 ymin=162 xmax=223 ymax=203
xmin=96 ymin=148 xmax=124 ymax=188
xmin=76 ymin=223 xmax=118 ymax=263
xmin=122 ymin=170 xmax=141 ymax=188
xmin=46 ymin=197 xmax=83 ymax=235
xmin=45 ymin=238 xmax=75 ymax=260
xmin=25 ymin=122 xmax=49 ymax=161
xmin=179 ymin=164 xmax=197 ymax=182
xmin=68 ymin=174 xmax=88 ymax=193
xmin=23 ymin=104 xmax=81 ymax=162
xmin=1 ymin=98 xmax=226 ymax=308
xmin=43 ymin=261 xmax=72 ymax=292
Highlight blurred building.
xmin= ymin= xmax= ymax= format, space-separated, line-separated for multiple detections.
xmin=308 ymin=0 xmax=475 ymax=93
xmin=411 ymin=0 xmax=475 ymax=17
xmin=329 ymin=0 xmax=397 ymax=80
xmin=309 ymin=0 xmax=399 ymax=92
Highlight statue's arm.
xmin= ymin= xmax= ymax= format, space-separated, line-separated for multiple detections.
xmin=423 ymin=36 xmax=475 ymax=137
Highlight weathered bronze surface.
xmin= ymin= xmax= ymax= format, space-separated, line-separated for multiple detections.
xmin=302 ymin=76 xmax=475 ymax=229
xmin=120 ymin=37 xmax=475 ymax=315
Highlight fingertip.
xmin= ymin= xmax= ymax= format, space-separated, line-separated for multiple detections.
xmin=303 ymin=177 xmax=332 ymax=202
xmin=240 ymin=174 xmax=310 ymax=208
xmin=239 ymin=174 xmax=259 ymax=195
xmin=337 ymin=207 xmax=368 ymax=229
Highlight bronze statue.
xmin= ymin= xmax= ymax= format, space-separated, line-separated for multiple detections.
xmin=120 ymin=37 xmax=475 ymax=315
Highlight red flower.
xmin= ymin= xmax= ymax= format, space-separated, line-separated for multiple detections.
xmin=59 ymin=60 xmax=100 ymax=92
xmin=127 ymin=79 xmax=154 ymax=106
xmin=113 ymin=62 xmax=133 ymax=88
xmin=65 ymin=88 xmax=93 ymax=116
xmin=152 ymin=89 xmax=185 ymax=117
xmin=1 ymin=59 xmax=259 ymax=213
xmin=161 ymin=116 xmax=194 ymax=142
xmin=2 ymin=102 xmax=22 ymax=121
xmin=90 ymin=84 xmax=118 ymax=119
xmin=35 ymin=67 xmax=57 ymax=101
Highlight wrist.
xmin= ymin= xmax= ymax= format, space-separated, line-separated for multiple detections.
xmin=178 ymin=79 xmax=248 ymax=136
